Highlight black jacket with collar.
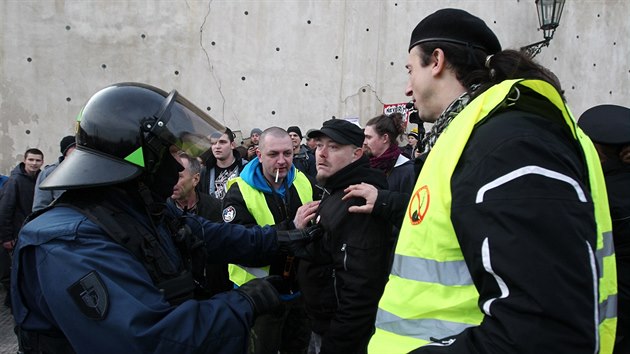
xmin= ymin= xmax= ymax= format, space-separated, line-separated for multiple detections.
xmin=411 ymin=88 xmax=605 ymax=353
xmin=298 ymin=155 xmax=392 ymax=354
xmin=0 ymin=163 xmax=39 ymax=242
xmin=198 ymin=149 xmax=247 ymax=197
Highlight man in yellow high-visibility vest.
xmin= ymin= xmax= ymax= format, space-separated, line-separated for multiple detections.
xmin=223 ymin=126 xmax=319 ymax=354
xmin=345 ymin=8 xmax=617 ymax=354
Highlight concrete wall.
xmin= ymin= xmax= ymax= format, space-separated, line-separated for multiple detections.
xmin=1 ymin=0 xmax=628 ymax=173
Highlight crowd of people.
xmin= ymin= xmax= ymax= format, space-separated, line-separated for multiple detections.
xmin=0 ymin=7 xmax=627 ymax=354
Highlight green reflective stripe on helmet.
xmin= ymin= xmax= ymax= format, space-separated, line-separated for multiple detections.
xmin=124 ymin=147 xmax=145 ymax=167
xmin=76 ymin=107 xmax=84 ymax=122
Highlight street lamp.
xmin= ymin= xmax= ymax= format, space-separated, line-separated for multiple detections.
xmin=521 ymin=0 xmax=566 ymax=58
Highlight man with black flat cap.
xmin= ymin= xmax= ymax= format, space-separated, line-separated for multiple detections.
xmin=295 ymin=119 xmax=392 ymax=354
xmin=579 ymin=104 xmax=630 ymax=354
xmin=362 ymin=8 xmax=617 ymax=354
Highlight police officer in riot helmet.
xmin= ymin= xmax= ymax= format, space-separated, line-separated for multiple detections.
xmin=11 ymin=83 xmax=320 ymax=354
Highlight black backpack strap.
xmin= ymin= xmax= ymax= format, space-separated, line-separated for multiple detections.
xmin=55 ymin=194 xmax=195 ymax=304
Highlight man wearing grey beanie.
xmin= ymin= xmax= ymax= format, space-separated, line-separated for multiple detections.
xmin=246 ymin=128 xmax=263 ymax=161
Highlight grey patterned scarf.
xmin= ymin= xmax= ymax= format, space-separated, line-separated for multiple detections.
xmin=419 ymin=86 xmax=478 ymax=154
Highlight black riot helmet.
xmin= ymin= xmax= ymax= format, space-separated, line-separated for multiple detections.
xmin=41 ymin=83 xmax=224 ymax=191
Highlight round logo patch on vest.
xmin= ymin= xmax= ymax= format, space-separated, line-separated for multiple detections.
xmin=222 ymin=206 xmax=236 ymax=223
xmin=408 ymin=185 xmax=430 ymax=225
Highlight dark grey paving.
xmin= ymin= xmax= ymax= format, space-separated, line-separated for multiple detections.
xmin=0 ymin=290 xmax=18 ymax=354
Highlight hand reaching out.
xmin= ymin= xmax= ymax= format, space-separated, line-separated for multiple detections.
xmin=343 ymin=182 xmax=378 ymax=214
xmin=293 ymin=201 xmax=320 ymax=229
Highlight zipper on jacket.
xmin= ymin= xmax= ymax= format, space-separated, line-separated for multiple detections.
xmin=332 ymin=268 xmax=340 ymax=307
xmin=341 ymin=243 xmax=348 ymax=271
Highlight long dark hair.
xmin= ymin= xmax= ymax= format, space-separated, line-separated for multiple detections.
xmin=417 ymin=42 xmax=565 ymax=100
xmin=366 ymin=113 xmax=406 ymax=145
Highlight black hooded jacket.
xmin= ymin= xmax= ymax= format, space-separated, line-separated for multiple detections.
xmin=298 ymin=155 xmax=392 ymax=354
xmin=198 ymin=149 xmax=247 ymax=198
xmin=0 ymin=163 xmax=39 ymax=242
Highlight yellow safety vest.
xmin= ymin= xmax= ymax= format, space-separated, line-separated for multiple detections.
xmin=227 ymin=170 xmax=313 ymax=286
xmin=369 ymin=79 xmax=617 ymax=353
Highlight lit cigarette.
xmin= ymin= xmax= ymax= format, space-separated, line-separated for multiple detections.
xmin=275 ymin=168 xmax=279 ymax=183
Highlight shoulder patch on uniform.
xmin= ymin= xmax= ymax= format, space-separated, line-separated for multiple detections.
xmin=67 ymin=271 xmax=109 ymax=320
xmin=222 ymin=206 xmax=236 ymax=223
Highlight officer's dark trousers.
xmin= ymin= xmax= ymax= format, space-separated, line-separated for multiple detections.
xmin=249 ymin=296 xmax=311 ymax=354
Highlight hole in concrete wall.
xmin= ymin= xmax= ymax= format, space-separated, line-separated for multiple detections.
xmin=211 ymin=41 xmax=216 ymax=46
xmin=101 ymin=64 xmax=107 ymax=69
xmin=609 ymin=91 xmax=613 ymax=95
xmin=66 ymin=97 xmax=71 ymax=102
xmin=554 ymin=57 xmax=557 ymax=61
xmin=241 ymin=76 xmax=246 ymax=81
xmin=25 ymin=130 xmax=31 ymax=135
xmin=206 ymin=107 xmax=211 ymax=111
xmin=571 ymin=85 xmax=575 ymax=90
xmin=65 ymin=25 xmax=71 ymax=31
xmin=307 ymin=20 xmax=311 ymax=24
xmin=613 ymin=42 xmax=616 ymax=45
xmin=597 ymin=14 xmax=600 ymax=18
xmin=394 ymin=3 xmax=398 ymax=6
xmin=366 ymin=28 xmax=370 ymax=32
xmin=362 ymin=88 xmax=367 ymax=93
xmin=27 ymin=57 xmax=32 ymax=62
xmin=390 ymin=62 xmax=394 ymax=66
xmin=141 ymin=34 xmax=146 ymax=39
xmin=271 ymin=110 xmax=276 ymax=115
xmin=576 ymin=35 xmax=580 ymax=39
xmin=493 ymin=20 xmax=497 ymax=24
xmin=593 ymin=63 xmax=596 ymax=67
xmin=174 ymin=70 xmax=179 ymax=75
xmin=276 ymin=47 xmax=280 ymax=51
xmin=334 ymin=55 xmax=339 ymax=60
xmin=305 ymin=83 xmax=309 ymax=86
xmin=244 ymin=11 xmax=249 ymax=15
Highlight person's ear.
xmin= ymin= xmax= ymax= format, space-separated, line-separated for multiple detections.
xmin=432 ymin=48 xmax=447 ymax=76
xmin=351 ymin=147 xmax=363 ymax=162
xmin=192 ymin=173 xmax=200 ymax=187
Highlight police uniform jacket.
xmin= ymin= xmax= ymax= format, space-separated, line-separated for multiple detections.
xmin=11 ymin=187 xmax=279 ymax=354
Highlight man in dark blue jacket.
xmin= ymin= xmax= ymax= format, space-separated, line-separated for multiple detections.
xmin=0 ymin=148 xmax=43 ymax=308
xmin=11 ymin=83 xmax=319 ymax=354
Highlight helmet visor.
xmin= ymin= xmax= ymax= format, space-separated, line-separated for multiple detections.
xmin=152 ymin=90 xmax=224 ymax=160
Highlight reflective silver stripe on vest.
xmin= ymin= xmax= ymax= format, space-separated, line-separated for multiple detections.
xmin=237 ymin=265 xmax=269 ymax=278
xmin=586 ymin=240 xmax=600 ymax=352
xmin=391 ymin=254 xmax=473 ymax=286
xmin=599 ymin=294 xmax=617 ymax=324
xmin=375 ymin=308 xmax=475 ymax=341
xmin=596 ymin=231 xmax=614 ymax=277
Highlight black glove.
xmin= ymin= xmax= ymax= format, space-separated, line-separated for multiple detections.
xmin=236 ymin=276 xmax=284 ymax=318
xmin=276 ymin=224 xmax=322 ymax=258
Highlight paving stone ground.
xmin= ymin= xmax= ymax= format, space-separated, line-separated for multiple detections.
xmin=0 ymin=289 xmax=18 ymax=354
